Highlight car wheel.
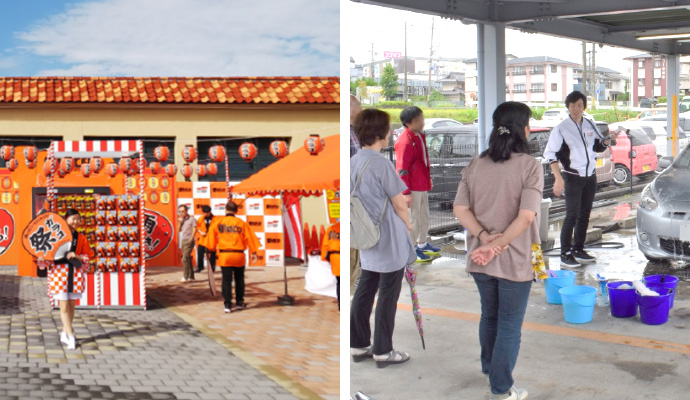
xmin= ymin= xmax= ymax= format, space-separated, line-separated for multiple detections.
xmin=613 ymin=164 xmax=630 ymax=185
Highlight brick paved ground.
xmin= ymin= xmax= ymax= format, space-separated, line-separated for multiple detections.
xmin=0 ymin=264 xmax=337 ymax=400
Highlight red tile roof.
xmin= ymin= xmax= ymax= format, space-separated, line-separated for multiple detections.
xmin=0 ymin=77 xmax=340 ymax=105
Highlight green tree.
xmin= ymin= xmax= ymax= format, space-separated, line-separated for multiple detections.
xmin=357 ymin=80 xmax=368 ymax=101
xmin=428 ymin=90 xmax=446 ymax=101
xmin=379 ymin=63 xmax=399 ymax=100
xmin=350 ymin=80 xmax=357 ymax=95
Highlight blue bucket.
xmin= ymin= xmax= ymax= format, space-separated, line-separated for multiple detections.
xmin=544 ymin=270 xmax=576 ymax=305
xmin=607 ymin=281 xmax=637 ymax=318
xmin=643 ymin=275 xmax=678 ymax=309
xmin=559 ymin=285 xmax=597 ymax=324
xmin=637 ymin=287 xmax=673 ymax=325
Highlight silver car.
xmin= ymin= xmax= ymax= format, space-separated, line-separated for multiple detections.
xmin=637 ymin=145 xmax=690 ymax=262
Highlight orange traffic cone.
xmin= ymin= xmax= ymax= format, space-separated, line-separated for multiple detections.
xmin=319 ymin=225 xmax=326 ymax=247
xmin=310 ymin=225 xmax=319 ymax=253
xmin=303 ymin=223 xmax=311 ymax=252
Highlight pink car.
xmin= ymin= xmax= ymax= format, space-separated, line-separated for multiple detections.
xmin=609 ymin=127 xmax=658 ymax=185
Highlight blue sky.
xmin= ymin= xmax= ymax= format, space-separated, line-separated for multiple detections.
xmin=0 ymin=0 xmax=340 ymax=77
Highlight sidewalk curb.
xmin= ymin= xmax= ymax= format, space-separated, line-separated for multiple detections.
xmin=150 ymin=296 xmax=324 ymax=400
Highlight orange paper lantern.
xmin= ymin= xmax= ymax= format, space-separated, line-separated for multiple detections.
xmin=269 ymin=140 xmax=289 ymax=159
xmin=90 ymin=157 xmax=104 ymax=173
xmin=165 ymin=164 xmax=177 ymax=177
xmin=119 ymin=158 xmax=132 ymax=174
xmin=24 ymin=146 xmax=38 ymax=162
xmin=58 ymin=168 xmax=67 ymax=178
xmin=181 ymin=163 xmax=193 ymax=180
xmin=1 ymin=145 xmax=14 ymax=161
xmin=150 ymin=161 xmax=162 ymax=174
xmin=209 ymin=145 xmax=226 ymax=162
xmin=25 ymin=158 xmax=37 ymax=169
xmin=206 ymin=162 xmax=218 ymax=175
xmin=182 ymin=145 xmax=197 ymax=163
xmin=80 ymin=163 xmax=91 ymax=178
xmin=304 ymin=134 xmax=325 ymax=155
xmin=7 ymin=158 xmax=18 ymax=171
xmin=239 ymin=143 xmax=258 ymax=162
xmin=196 ymin=164 xmax=207 ymax=177
xmin=43 ymin=159 xmax=54 ymax=176
xmin=60 ymin=157 xmax=75 ymax=173
xmin=105 ymin=163 xmax=119 ymax=177
xmin=154 ymin=146 xmax=170 ymax=162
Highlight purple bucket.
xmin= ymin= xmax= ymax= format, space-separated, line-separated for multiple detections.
xmin=637 ymin=287 xmax=673 ymax=325
xmin=607 ymin=281 xmax=637 ymax=318
xmin=643 ymin=275 xmax=678 ymax=309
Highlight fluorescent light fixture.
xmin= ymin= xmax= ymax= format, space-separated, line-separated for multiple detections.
xmin=637 ymin=32 xmax=690 ymax=40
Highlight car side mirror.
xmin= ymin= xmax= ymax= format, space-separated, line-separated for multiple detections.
xmin=658 ymin=156 xmax=674 ymax=170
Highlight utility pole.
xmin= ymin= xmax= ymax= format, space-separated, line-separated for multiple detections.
xmin=370 ymin=43 xmax=375 ymax=79
xmin=582 ymin=41 xmax=588 ymax=98
xmin=591 ymin=42 xmax=596 ymax=108
xmin=426 ymin=17 xmax=435 ymax=102
xmin=404 ymin=22 xmax=408 ymax=102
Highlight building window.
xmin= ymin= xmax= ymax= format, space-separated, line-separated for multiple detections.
xmin=506 ymin=85 xmax=510 ymax=93
xmin=532 ymin=66 xmax=544 ymax=75
xmin=551 ymin=65 xmax=557 ymax=73
xmin=530 ymin=84 xmax=544 ymax=93
xmin=514 ymin=84 xmax=526 ymax=93
xmin=654 ymin=78 xmax=661 ymax=85
xmin=196 ymin=137 xmax=290 ymax=181
xmin=638 ymin=78 xmax=645 ymax=86
xmin=638 ymin=60 xmax=644 ymax=68
xmin=506 ymin=68 xmax=511 ymax=76
xmin=513 ymin=66 xmax=526 ymax=75
xmin=605 ymin=81 xmax=612 ymax=89
xmin=654 ymin=59 xmax=661 ymax=68
xmin=551 ymin=83 xmax=558 ymax=91
xmin=0 ymin=136 xmax=63 ymax=168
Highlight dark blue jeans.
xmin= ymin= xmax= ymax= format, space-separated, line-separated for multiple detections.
xmin=472 ymin=273 xmax=532 ymax=395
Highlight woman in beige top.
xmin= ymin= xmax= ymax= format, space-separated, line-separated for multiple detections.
xmin=453 ymin=102 xmax=543 ymax=400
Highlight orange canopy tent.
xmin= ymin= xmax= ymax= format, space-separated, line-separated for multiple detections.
xmin=231 ymin=134 xmax=340 ymax=196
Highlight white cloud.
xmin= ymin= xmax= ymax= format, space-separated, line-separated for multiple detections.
xmin=17 ymin=0 xmax=339 ymax=77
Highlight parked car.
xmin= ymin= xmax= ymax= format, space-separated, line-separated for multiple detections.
xmin=627 ymin=107 xmax=666 ymax=121
xmin=534 ymin=110 xmax=592 ymax=127
xmin=392 ymin=118 xmax=466 ymax=143
xmin=607 ymin=126 xmax=658 ymax=185
xmin=634 ymin=121 xmax=688 ymax=159
xmin=636 ymin=144 xmax=690 ymax=262
xmin=639 ymin=97 xmax=658 ymax=108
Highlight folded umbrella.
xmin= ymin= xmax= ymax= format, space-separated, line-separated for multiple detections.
xmin=404 ymin=265 xmax=425 ymax=350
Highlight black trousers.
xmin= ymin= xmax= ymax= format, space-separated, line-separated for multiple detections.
xmin=561 ymin=173 xmax=597 ymax=252
xmin=221 ymin=266 xmax=245 ymax=308
xmin=197 ymin=245 xmax=216 ymax=272
xmin=350 ymin=267 xmax=404 ymax=356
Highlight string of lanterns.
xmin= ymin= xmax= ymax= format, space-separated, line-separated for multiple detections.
xmin=2 ymin=135 xmax=323 ymax=178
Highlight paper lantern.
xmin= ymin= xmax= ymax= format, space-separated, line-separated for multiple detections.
xmin=239 ymin=143 xmax=258 ymax=162
xmin=105 ymin=163 xmax=119 ymax=177
xmin=269 ymin=140 xmax=289 ymax=159
xmin=154 ymin=146 xmax=170 ymax=162
xmin=119 ymin=158 xmax=132 ymax=174
xmin=304 ymin=134 xmax=325 ymax=156
xmin=181 ymin=164 xmax=193 ymax=180
xmin=58 ymin=168 xmax=67 ymax=178
xmin=196 ymin=164 xmax=207 ymax=177
xmin=24 ymin=146 xmax=38 ymax=162
xmin=7 ymin=158 xmax=18 ymax=171
xmin=90 ymin=157 xmax=104 ymax=173
xmin=182 ymin=145 xmax=197 ymax=163
xmin=209 ymin=145 xmax=226 ymax=162
xmin=150 ymin=161 xmax=162 ymax=174
xmin=1 ymin=146 xmax=14 ymax=161
xmin=60 ymin=157 xmax=75 ymax=173
xmin=80 ymin=163 xmax=91 ymax=178
xmin=43 ymin=159 xmax=54 ymax=176
xmin=165 ymin=164 xmax=177 ymax=177
xmin=206 ymin=162 xmax=218 ymax=175
xmin=25 ymin=158 xmax=37 ymax=169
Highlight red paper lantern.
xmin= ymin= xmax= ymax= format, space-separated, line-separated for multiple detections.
xmin=1 ymin=145 xmax=14 ymax=161
xmin=105 ymin=163 xmax=119 ymax=177
xmin=181 ymin=164 xmax=193 ymax=180
xmin=90 ymin=157 xmax=104 ymax=173
xmin=182 ymin=145 xmax=197 ymax=163
xmin=239 ymin=143 xmax=258 ymax=162
xmin=206 ymin=162 xmax=218 ymax=175
xmin=80 ymin=163 xmax=91 ymax=178
xmin=7 ymin=158 xmax=18 ymax=171
xmin=43 ymin=159 xmax=54 ymax=176
xmin=58 ymin=168 xmax=67 ymax=178
xmin=128 ymin=159 xmax=146 ymax=175
xmin=150 ymin=161 xmax=162 ymax=174
xmin=165 ymin=164 xmax=177 ymax=177
xmin=154 ymin=146 xmax=170 ymax=162
xmin=196 ymin=164 xmax=207 ymax=177
xmin=119 ymin=158 xmax=132 ymax=174
xmin=209 ymin=145 xmax=226 ymax=162
xmin=304 ymin=135 xmax=325 ymax=156
xmin=24 ymin=146 xmax=38 ymax=162
xmin=60 ymin=157 xmax=75 ymax=173
xmin=269 ymin=140 xmax=289 ymax=159
xmin=25 ymin=158 xmax=37 ymax=169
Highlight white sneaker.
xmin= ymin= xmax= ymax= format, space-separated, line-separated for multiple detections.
xmin=492 ymin=386 xmax=528 ymax=400
xmin=67 ymin=334 xmax=76 ymax=350
xmin=60 ymin=331 xmax=69 ymax=346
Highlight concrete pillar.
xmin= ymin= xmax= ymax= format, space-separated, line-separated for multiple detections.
xmin=477 ymin=23 xmax=506 ymax=153
xmin=666 ymin=54 xmax=680 ymax=157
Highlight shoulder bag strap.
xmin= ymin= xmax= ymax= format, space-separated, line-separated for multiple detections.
xmin=352 ymin=155 xmax=389 ymax=226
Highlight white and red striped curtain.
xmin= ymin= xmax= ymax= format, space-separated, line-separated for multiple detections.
xmin=282 ymin=193 xmax=304 ymax=261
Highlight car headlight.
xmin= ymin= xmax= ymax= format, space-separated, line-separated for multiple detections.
xmin=640 ymin=184 xmax=658 ymax=210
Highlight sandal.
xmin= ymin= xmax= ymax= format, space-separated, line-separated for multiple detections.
xmin=350 ymin=346 xmax=373 ymax=363
xmin=373 ymin=350 xmax=410 ymax=368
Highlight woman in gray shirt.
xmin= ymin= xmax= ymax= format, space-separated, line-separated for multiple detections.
xmin=350 ymin=109 xmax=416 ymax=368
xmin=454 ymin=102 xmax=543 ymax=400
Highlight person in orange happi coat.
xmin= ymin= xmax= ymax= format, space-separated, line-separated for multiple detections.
xmin=37 ymin=209 xmax=94 ymax=350
xmin=196 ymin=205 xmax=219 ymax=273
xmin=321 ymin=222 xmax=341 ymax=310
xmin=207 ymin=201 xmax=260 ymax=313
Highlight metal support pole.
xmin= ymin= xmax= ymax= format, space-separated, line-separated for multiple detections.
xmin=667 ymin=54 xmax=680 ymax=158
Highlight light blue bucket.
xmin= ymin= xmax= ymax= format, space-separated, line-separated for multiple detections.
xmin=544 ymin=270 xmax=576 ymax=304
xmin=559 ymin=285 xmax=597 ymax=324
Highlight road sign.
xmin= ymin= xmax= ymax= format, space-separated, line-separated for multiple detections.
xmin=383 ymin=51 xmax=402 ymax=59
